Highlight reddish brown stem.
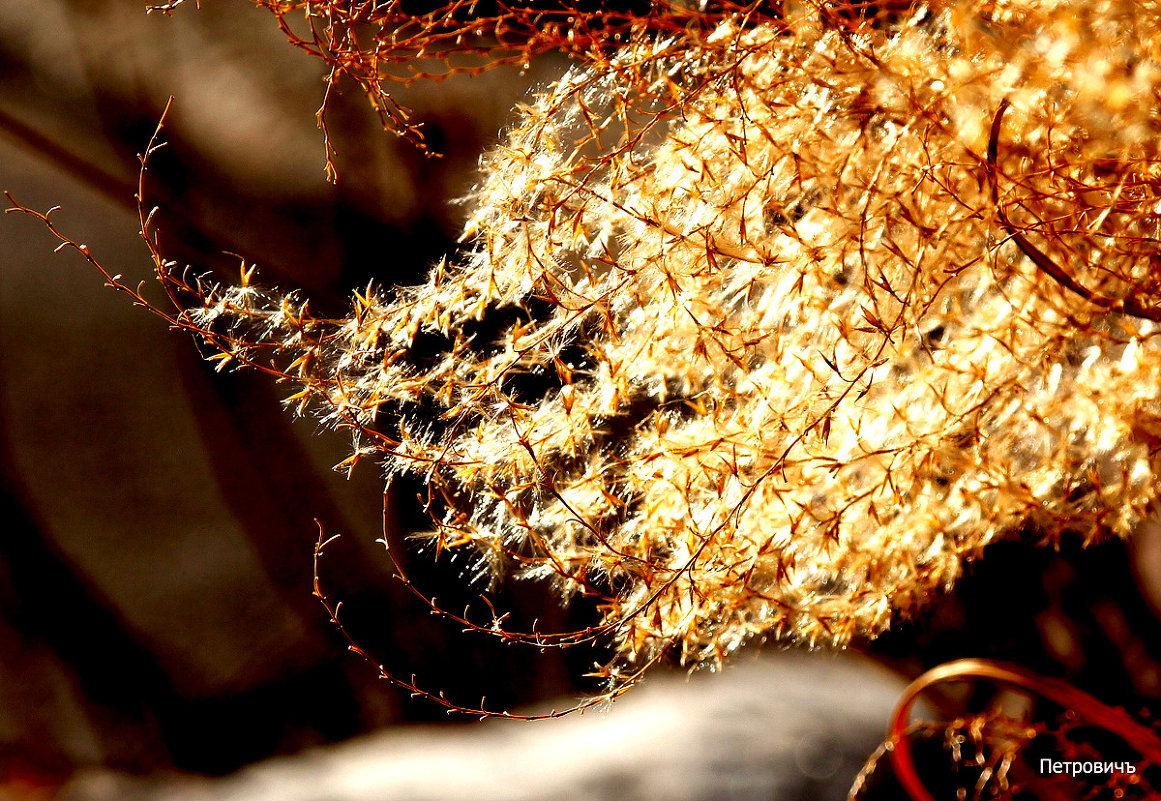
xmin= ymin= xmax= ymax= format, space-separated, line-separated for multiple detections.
xmin=987 ymin=99 xmax=1161 ymax=323
xmin=888 ymin=658 xmax=1161 ymax=801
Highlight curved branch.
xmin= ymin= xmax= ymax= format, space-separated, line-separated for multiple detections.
xmin=987 ymin=99 xmax=1161 ymax=323
xmin=887 ymin=658 xmax=1161 ymax=801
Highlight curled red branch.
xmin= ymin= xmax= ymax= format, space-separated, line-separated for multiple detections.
xmin=887 ymin=658 xmax=1161 ymax=801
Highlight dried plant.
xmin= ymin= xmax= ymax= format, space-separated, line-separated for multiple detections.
xmin=12 ymin=0 xmax=1161 ymax=713
xmin=849 ymin=659 xmax=1161 ymax=800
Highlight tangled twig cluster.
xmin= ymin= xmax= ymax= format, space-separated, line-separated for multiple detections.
xmin=243 ymin=0 xmax=786 ymax=163
xmin=19 ymin=0 xmax=1161 ymax=706
xmin=849 ymin=659 xmax=1161 ymax=799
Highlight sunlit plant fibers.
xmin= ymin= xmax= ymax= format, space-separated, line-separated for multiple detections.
xmin=11 ymin=0 xmax=1161 ymax=709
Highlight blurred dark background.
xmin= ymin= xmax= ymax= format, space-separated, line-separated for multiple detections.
xmin=5 ymin=2 xmax=1161 ymax=800
xmin=0 ymin=0 xmax=590 ymax=783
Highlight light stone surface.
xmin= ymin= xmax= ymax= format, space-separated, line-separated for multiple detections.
xmin=58 ymin=651 xmax=914 ymax=801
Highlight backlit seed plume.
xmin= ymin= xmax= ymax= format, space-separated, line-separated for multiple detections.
xmin=164 ymin=0 xmax=1161 ymax=686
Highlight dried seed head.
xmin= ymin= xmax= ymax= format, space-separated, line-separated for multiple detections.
xmin=173 ymin=0 xmax=1161 ymax=686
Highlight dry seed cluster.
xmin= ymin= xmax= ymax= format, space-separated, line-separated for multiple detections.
xmin=180 ymin=0 xmax=1161 ymax=688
